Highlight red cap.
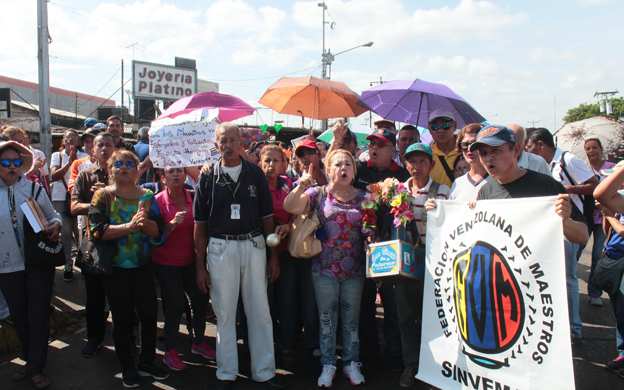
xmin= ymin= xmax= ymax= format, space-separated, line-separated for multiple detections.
xmin=295 ymin=138 xmax=319 ymax=155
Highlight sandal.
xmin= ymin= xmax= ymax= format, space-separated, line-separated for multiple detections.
xmin=30 ymin=374 xmax=51 ymax=389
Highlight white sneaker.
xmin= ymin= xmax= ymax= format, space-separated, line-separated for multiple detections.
xmin=317 ymin=365 xmax=336 ymax=388
xmin=343 ymin=361 xmax=365 ymax=385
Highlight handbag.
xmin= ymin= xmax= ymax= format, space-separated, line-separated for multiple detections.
xmin=76 ymin=189 xmax=117 ymax=276
xmin=21 ymin=182 xmax=65 ymax=269
xmin=288 ymin=187 xmax=324 ymax=259
xmin=594 ymin=225 xmax=624 ymax=295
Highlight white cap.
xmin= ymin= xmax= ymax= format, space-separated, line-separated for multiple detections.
xmin=429 ymin=109 xmax=455 ymax=123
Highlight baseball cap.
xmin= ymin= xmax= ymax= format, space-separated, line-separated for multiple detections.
xmin=468 ymin=125 xmax=517 ymax=152
xmin=428 ymin=109 xmax=455 ymax=123
xmin=366 ymin=128 xmax=397 ymax=146
xmin=373 ymin=119 xmax=396 ymax=130
xmin=93 ymin=123 xmax=106 ymax=131
xmin=294 ymin=138 xmax=319 ymax=155
xmin=404 ymin=143 xmax=433 ymax=160
xmin=81 ymin=128 xmax=101 ymax=141
xmin=601 ymin=160 xmax=624 ymax=176
xmin=84 ymin=118 xmax=98 ymax=128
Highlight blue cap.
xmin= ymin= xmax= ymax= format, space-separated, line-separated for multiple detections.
xmin=84 ymin=118 xmax=97 ymax=128
xmin=404 ymin=143 xmax=433 ymax=159
xmin=93 ymin=123 xmax=106 ymax=130
xmin=366 ymin=127 xmax=396 ymax=146
xmin=469 ymin=125 xmax=517 ymax=152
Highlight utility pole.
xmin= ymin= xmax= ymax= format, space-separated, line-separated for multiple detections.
xmin=594 ymin=90 xmax=619 ymax=115
xmin=37 ymin=0 xmax=52 ymax=159
xmin=528 ymin=120 xmax=539 ymax=128
xmin=121 ymin=59 xmax=124 ymax=110
xmin=319 ymin=2 xmax=328 ymax=80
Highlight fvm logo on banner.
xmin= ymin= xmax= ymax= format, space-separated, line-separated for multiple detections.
xmin=453 ymin=241 xmax=524 ymax=369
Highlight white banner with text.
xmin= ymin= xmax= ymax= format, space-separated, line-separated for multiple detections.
xmin=417 ymin=197 xmax=574 ymax=390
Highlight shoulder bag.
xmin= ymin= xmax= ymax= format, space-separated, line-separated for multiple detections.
xmin=558 ymin=151 xmax=595 ymax=226
xmin=76 ymin=189 xmax=117 ymax=275
xmin=22 ymin=182 xmax=66 ymax=269
xmin=288 ymin=187 xmax=324 ymax=259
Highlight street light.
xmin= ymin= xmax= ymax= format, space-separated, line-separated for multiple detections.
xmin=322 ymin=42 xmax=374 ymax=79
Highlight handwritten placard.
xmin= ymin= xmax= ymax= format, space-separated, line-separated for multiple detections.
xmin=149 ymin=109 xmax=221 ymax=168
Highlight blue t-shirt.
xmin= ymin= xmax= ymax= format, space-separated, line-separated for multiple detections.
xmin=605 ymin=190 xmax=624 ymax=259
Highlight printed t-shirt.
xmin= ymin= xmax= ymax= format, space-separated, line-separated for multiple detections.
xmin=152 ymin=189 xmax=194 ymax=266
xmin=90 ymin=188 xmax=165 ymax=268
xmin=405 ymin=177 xmax=451 ymax=242
xmin=306 ymin=185 xmax=367 ymax=278
xmin=269 ymin=176 xmax=293 ymax=252
xmin=590 ymin=161 xmax=616 ymax=224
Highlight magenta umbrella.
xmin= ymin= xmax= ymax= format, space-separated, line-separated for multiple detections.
xmin=157 ymin=91 xmax=255 ymax=121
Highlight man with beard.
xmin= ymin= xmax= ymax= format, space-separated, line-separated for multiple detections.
xmin=106 ymin=115 xmax=136 ymax=154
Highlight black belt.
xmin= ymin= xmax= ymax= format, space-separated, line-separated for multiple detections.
xmin=211 ymin=229 xmax=262 ymax=241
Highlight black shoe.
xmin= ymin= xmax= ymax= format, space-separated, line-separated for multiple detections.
xmin=389 ymin=355 xmax=405 ymax=372
xmin=82 ymin=338 xmax=103 ymax=358
xmin=122 ymin=367 xmax=140 ymax=388
xmin=0 ymin=315 xmax=13 ymax=325
xmin=261 ymin=376 xmax=285 ymax=390
xmin=12 ymin=367 xmax=27 ymax=381
xmin=359 ymin=354 xmax=376 ymax=369
xmin=137 ymin=363 xmax=169 ymax=380
xmin=63 ymin=269 xmax=73 ymax=282
xmin=216 ymin=379 xmax=235 ymax=390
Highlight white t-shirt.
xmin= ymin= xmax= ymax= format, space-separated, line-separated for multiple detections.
xmin=549 ymin=148 xmax=594 ymax=213
xmin=406 ymin=177 xmax=451 ymax=242
xmin=50 ymin=150 xmax=88 ymax=201
xmin=518 ymin=151 xmax=550 ymax=175
xmin=29 ymin=147 xmax=49 ymax=175
xmin=450 ymin=172 xmax=491 ymax=201
xmin=221 ymin=164 xmax=242 ymax=182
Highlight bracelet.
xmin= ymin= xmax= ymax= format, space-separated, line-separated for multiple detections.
xmin=124 ymin=223 xmax=129 ymax=234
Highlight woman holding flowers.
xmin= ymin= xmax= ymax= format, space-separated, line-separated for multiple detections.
xmin=284 ymin=149 xmax=368 ymax=388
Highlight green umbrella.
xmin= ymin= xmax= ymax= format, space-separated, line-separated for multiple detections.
xmin=317 ymin=123 xmax=372 ymax=146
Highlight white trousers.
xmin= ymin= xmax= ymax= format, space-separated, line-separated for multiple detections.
xmin=207 ymin=235 xmax=276 ymax=382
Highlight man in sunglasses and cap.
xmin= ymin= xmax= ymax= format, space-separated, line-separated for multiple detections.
xmin=357 ymin=119 xmax=403 ymax=167
xmin=427 ymin=109 xmax=460 ymax=188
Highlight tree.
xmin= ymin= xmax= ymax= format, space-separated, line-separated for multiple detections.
xmin=563 ymin=97 xmax=624 ymax=124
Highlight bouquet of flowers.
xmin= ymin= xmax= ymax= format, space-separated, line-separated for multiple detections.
xmin=361 ymin=177 xmax=415 ymax=236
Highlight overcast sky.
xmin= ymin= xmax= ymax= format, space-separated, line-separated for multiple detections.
xmin=2 ymin=0 xmax=623 ymax=131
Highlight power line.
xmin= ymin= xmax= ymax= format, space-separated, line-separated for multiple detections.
xmin=78 ymin=67 xmax=121 ymax=109
xmin=10 ymin=88 xmax=38 ymax=111
xmin=86 ymin=78 xmax=132 ymax=119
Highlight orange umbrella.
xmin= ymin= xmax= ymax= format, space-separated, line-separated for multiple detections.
xmin=259 ymin=76 xmax=368 ymax=120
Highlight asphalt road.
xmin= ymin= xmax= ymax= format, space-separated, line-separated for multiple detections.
xmin=0 ymin=236 xmax=622 ymax=390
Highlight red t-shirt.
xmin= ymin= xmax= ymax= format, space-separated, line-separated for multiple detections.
xmin=269 ymin=176 xmax=293 ymax=252
xmin=152 ymin=189 xmax=194 ymax=266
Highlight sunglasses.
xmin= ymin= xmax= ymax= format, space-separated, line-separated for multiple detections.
xmin=339 ymin=137 xmax=354 ymax=144
xmin=460 ymin=142 xmax=472 ymax=151
xmin=296 ymin=149 xmax=317 ymax=158
xmin=65 ymin=135 xmax=79 ymax=140
xmin=430 ymin=123 xmax=452 ymax=131
xmin=113 ymin=160 xmax=137 ymax=169
xmin=0 ymin=158 xmax=23 ymax=168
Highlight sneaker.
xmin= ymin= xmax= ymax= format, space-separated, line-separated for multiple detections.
xmin=399 ymin=366 xmax=417 ymax=387
xmin=317 ymin=365 xmax=336 ymax=388
xmin=607 ymin=356 xmax=624 ymax=372
xmin=589 ymin=296 xmax=603 ymax=306
xmin=163 ymin=349 xmax=186 ymax=371
xmin=342 ymin=361 xmax=365 ymax=386
xmin=122 ymin=367 xmax=140 ymax=388
xmin=191 ymin=340 xmax=216 ymax=360
xmin=82 ymin=338 xmax=103 ymax=358
xmin=137 ymin=363 xmax=170 ymax=380
xmin=63 ymin=269 xmax=73 ymax=282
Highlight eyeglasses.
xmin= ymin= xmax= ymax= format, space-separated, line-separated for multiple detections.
xmin=113 ymin=160 xmax=137 ymax=169
xmin=460 ymin=142 xmax=472 ymax=151
xmin=455 ymin=167 xmax=470 ymax=175
xmin=296 ymin=149 xmax=317 ymax=158
xmin=65 ymin=135 xmax=79 ymax=140
xmin=430 ymin=123 xmax=452 ymax=131
xmin=0 ymin=159 xmax=23 ymax=168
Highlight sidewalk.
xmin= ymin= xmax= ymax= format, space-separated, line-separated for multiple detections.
xmin=0 ymin=237 xmax=621 ymax=389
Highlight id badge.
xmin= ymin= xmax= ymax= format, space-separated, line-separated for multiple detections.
xmin=231 ymin=203 xmax=241 ymax=220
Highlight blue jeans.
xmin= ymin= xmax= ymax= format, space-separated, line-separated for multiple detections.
xmin=312 ymin=270 xmax=365 ymax=367
xmin=577 ymin=224 xmax=607 ymax=298
xmin=565 ymin=240 xmax=582 ymax=339
xmin=608 ymin=285 xmax=624 ymax=357
xmin=276 ymin=253 xmax=319 ymax=351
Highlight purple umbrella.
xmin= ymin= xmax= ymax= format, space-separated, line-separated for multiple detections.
xmin=357 ymin=79 xmax=486 ymax=128
xmin=158 ymin=91 xmax=255 ymax=121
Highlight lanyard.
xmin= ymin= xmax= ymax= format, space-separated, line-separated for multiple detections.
xmin=8 ymin=187 xmax=22 ymax=250
xmin=217 ymin=165 xmax=242 ymax=203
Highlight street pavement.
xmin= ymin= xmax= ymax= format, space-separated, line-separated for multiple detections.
xmin=0 ymin=236 xmax=622 ymax=390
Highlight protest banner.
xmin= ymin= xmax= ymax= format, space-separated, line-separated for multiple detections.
xmin=417 ymin=197 xmax=574 ymax=390
xmin=149 ymin=108 xmax=221 ymax=168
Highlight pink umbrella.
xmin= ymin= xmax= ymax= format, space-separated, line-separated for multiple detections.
xmin=157 ymin=91 xmax=255 ymax=121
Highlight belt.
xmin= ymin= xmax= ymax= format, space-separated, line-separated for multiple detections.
xmin=211 ymin=229 xmax=262 ymax=241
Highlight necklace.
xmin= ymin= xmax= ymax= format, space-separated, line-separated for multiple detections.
xmin=330 ymin=185 xmax=354 ymax=197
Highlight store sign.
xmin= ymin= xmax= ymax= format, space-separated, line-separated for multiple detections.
xmin=133 ymin=61 xmax=197 ymax=101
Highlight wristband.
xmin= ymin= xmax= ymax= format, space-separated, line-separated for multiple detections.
xmin=124 ymin=223 xmax=129 ymax=234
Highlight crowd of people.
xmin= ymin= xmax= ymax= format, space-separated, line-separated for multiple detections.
xmin=0 ymin=108 xmax=623 ymax=390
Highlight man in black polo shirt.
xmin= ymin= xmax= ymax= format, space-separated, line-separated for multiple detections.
xmin=468 ymin=125 xmax=589 ymax=346
xmin=71 ymin=132 xmax=116 ymax=357
xmin=194 ymin=122 xmax=283 ymax=390
xmin=353 ymin=127 xmax=410 ymax=371
xmin=106 ymin=115 xmax=136 ymax=154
